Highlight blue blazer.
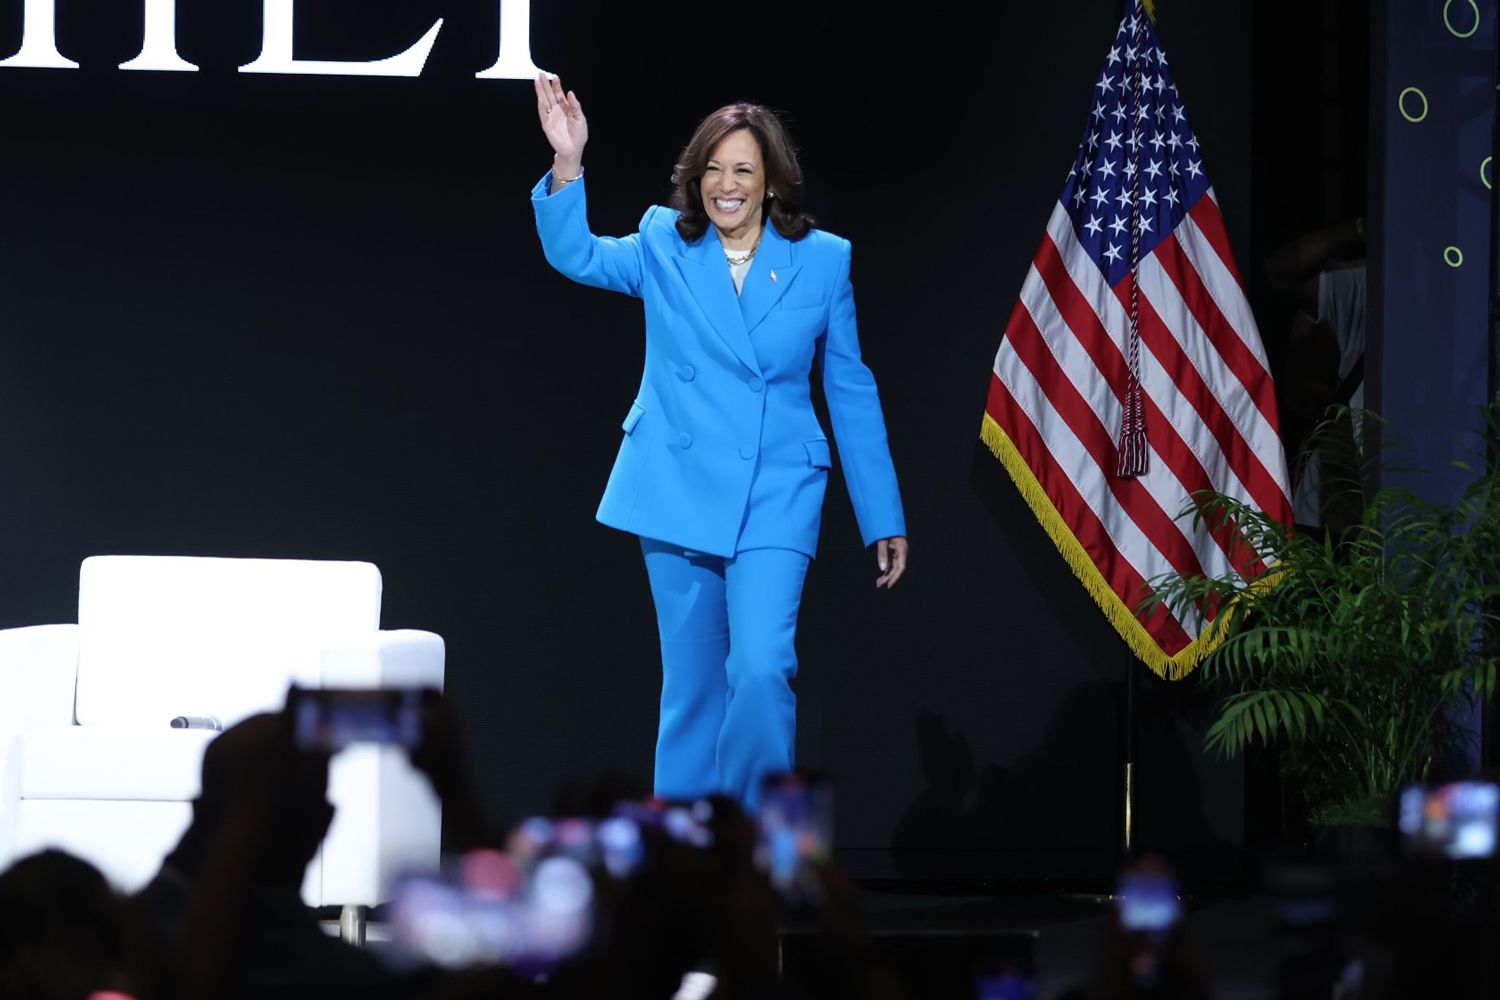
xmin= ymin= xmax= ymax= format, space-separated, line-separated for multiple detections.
xmin=531 ymin=171 xmax=905 ymax=558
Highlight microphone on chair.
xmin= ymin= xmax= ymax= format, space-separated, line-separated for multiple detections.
xmin=170 ymin=715 xmax=223 ymax=731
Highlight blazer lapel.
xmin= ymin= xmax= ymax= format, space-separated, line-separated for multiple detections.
xmin=738 ymin=224 xmax=800 ymax=335
xmin=674 ymin=231 xmax=761 ymax=375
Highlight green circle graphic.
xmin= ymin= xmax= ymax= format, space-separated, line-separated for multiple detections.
xmin=1398 ymin=87 xmax=1429 ymax=123
xmin=1444 ymin=246 xmax=1465 ymax=268
xmin=1444 ymin=0 xmax=1481 ymax=39
xmin=1484 ymin=156 xmax=1493 ymax=190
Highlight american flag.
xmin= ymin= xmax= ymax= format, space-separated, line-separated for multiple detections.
xmin=981 ymin=3 xmax=1293 ymax=678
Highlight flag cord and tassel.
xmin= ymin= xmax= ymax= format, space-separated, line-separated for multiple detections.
xmin=1116 ymin=0 xmax=1150 ymax=480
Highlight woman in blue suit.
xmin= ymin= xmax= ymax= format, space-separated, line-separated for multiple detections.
xmin=531 ymin=74 xmax=908 ymax=807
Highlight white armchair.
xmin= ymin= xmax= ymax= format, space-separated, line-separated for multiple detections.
xmin=0 ymin=555 xmax=445 ymax=932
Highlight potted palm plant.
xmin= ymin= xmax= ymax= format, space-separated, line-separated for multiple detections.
xmin=1146 ymin=405 xmax=1500 ymax=828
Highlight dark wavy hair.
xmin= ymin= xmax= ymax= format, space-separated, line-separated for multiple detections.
xmin=669 ymin=102 xmax=815 ymax=243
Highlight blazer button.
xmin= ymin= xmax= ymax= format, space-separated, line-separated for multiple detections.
xmin=747 ymin=376 xmax=764 ymax=393
xmin=678 ymin=433 xmax=693 ymax=450
xmin=678 ymin=365 xmax=696 ymax=382
xmin=739 ymin=445 xmax=756 ymax=460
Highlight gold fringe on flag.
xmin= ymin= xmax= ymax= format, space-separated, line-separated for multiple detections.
xmin=980 ymin=413 xmax=1225 ymax=680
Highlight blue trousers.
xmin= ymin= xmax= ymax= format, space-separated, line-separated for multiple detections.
xmin=639 ymin=538 xmax=811 ymax=808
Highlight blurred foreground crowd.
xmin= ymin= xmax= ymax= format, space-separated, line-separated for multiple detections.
xmin=0 ymin=692 xmax=1495 ymax=1000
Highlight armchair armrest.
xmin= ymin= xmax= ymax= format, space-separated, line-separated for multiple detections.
xmin=0 ymin=624 xmax=80 ymax=743
xmin=0 ymin=624 xmax=80 ymax=862
xmin=318 ymin=630 xmax=445 ymax=690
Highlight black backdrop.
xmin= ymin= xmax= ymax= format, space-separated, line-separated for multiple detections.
xmin=0 ymin=0 xmax=1252 ymax=881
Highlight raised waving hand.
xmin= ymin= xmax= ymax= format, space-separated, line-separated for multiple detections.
xmin=535 ymin=72 xmax=588 ymax=183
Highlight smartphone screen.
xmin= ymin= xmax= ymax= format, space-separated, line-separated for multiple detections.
xmin=388 ymin=850 xmax=593 ymax=971
xmin=596 ymin=817 xmax=645 ymax=878
xmin=612 ymin=798 xmax=714 ymax=850
xmin=755 ymin=772 xmax=832 ymax=896
xmin=1118 ymin=870 xmax=1181 ymax=932
xmin=289 ymin=687 xmax=425 ymax=751
xmin=975 ymin=970 xmax=1038 ymax=1000
xmin=1399 ymin=781 xmax=1500 ymax=859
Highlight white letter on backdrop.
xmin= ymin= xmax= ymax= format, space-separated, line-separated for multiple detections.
xmin=120 ymin=0 xmax=198 ymax=72
xmin=240 ymin=0 xmax=442 ymax=77
xmin=475 ymin=0 xmax=540 ymax=79
xmin=0 ymin=0 xmax=78 ymax=69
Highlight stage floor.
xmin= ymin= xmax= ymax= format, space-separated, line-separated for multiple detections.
xmin=852 ymin=887 xmax=1272 ymax=998
xmin=341 ymin=889 xmax=1275 ymax=997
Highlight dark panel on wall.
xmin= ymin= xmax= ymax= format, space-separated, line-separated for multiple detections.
xmin=1371 ymin=0 xmax=1493 ymax=495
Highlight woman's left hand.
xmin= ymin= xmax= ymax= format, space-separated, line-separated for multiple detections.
xmin=875 ymin=537 xmax=908 ymax=589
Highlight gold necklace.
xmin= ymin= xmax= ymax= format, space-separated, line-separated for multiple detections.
xmin=724 ymin=233 xmax=762 ymax=267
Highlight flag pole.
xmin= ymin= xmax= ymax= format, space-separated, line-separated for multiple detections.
xmin=1117 ymin=0 xmax=1150 ymax=860
xmin=1123 ymin=650 xmax=1137 ymax=854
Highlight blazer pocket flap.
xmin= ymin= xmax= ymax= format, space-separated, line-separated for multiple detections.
xmin=804 ymin=438 xmax=832 ymax=469
xmin=622 ymin=402 xmax=645 ymax=435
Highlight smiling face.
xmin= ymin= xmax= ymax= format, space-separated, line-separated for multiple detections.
xmin=699 ymin=128 xmax=767 ymax=248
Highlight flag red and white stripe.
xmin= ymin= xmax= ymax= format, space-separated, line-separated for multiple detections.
xmin=981 ymin=6 xmax=1292 ymax=677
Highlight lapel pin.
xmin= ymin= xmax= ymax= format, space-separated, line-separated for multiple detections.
xmin=770 ymin=270 xmax=778 ymax=282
